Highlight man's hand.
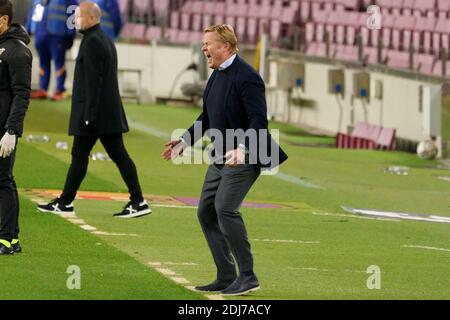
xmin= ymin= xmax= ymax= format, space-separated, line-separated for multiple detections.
xmin=225 ymin=148 xmax=246 ymax=167
xmin=0 ymin=132 xmax=16 ymax=158
xmin=162 ymin=139 xmax=186 ymax=160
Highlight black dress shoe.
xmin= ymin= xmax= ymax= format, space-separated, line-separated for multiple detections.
xmin=220 ymin=275 xmax=260 ymax=296
xmin=194 ymin=279 xmax=236 ymax=292
xmin=0 ymin=243 xmax=13 ymax=255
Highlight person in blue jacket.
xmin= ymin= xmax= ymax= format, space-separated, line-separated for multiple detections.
xmin=27 ymin=0 xmax=79 ymax=101
xmin=90 ymin=0 xmax=122 ymax=40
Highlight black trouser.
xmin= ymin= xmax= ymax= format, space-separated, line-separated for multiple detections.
xmin=0 ymin=148 xmax=19 ymax=242
xmin=60 ymin=134 xmax=144 ymax=204
xmin=198 ymin=164 xmax=260 ymax=281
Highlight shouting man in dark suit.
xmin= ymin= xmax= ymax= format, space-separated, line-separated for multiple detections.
xmin=163 ymin=24 xmax=287 ymax=296
xmin=38 ymin=1 xmax=150 ymax=218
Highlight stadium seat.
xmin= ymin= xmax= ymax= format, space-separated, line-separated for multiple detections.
xmin=335 ymin=45 xmax=358 ymax=62
xmin=438 ymin=0 xmax=450 ymax=18
xmin=153 ymin=0 xmax=170 ymax=14
xmin=375 ymin=127 xmax=396 ymax=150
xmin=413 ymin=17 xmax=436 ymax=53
xmin=416 ymin=54 xmax=435 ymax=74
xmin=133 ymin=0 xmax=151 ymax=17
xmin=119 ymin=0 xmax=130 ymax=16
xmin=336 ymin=122 xmax=379 ymax=150
xmin=412 ymin=0 xmax=437 ymax=18
xmin=392 ymin=15 xmax=416 ymax=50
xmin=145 ymin=26 xmax=161 ymax=41
xmin=432 ymin=59 xmax=450 ymax=76
xmin=170 ymin=11 xmax=180 ymax=29
xmin=387 ymin=50 xmax=411 ymax=70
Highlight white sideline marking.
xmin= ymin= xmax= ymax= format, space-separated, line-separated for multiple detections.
xmin=148 ymin=262 xmax=162 ymax=266
xmin=312 ymin=211 xmax=401 ymax=222
xmin=252 ymin=238 xmax=320 ymax=244
xmin=156 ymin=268 xmax=177 ymax=276
xmin=91 ymin=231 xmax=139 ymax=237
xmin=342 ymin=206 xmax=450 ymax=224
xmin=274 ymin=172 xmax=325 ymax=189
xmin=438 ymin=176 xmax=450 ymax=182
xmin=163 ymin=262 xmax=199 ymax=266
xmin=401 ymin=245 xmax=450 ymax=252
xmin=128 ymin=121 xmax=170 ymax=139
xmin=288 ymin=267 xmax=373 ymax=274
xmin=80 ymin=224 xmax=97 ymax=231
xmin=67 ymin=218 xmax=86 ymax=225
xmin=171 ymin=277 xmax=190 ymax=284
xmin=58 ymin=212 xmax=77 ymax=218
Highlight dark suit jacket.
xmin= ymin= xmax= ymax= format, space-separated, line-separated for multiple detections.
xmin=183 ymin=55 xmax=288 ymax=169
xmin=69 ymin=24 xmax=128 ymax=136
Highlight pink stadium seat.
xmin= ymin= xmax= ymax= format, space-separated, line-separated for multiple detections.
xmin=236 ymin=17 xmax=246 ymax=39
xmin=335 ymin=45 xmax=358 ymax=62
xmin=402 ymin=0 xmax=415 ymax=15
xmin=387 ymin=50 xmax=410 ymax=70
xmin=189 ymin=31 xmax=203 ymax=44
xmin=312 ymin=11 xmax=329 ymax=42
xmin=133 ymin=0 xmax=151 ymax=15
xmin=344 ymin=12 xmax=360 ymax=46
xmin=322 ymin=0 xmax=335 ymax=12
xmin=132 ymin=24 xmax=146 ymax=41
xmin=432 ymin=60 xmax=450 ymax=76
xmin=180 ymin=1 xmax=194 ymax=13
xmin=170 ymin=11 xmax=179 ymax=29
xmin=413 ymin=0 xmax=437 ymax=18
xmin=214 ymin=2 xmax=226 ymax=25
xmin=376 ymin=127 xmax=396 ymax=150
xmin=235 ymin=1 xmax=249 ymax=18
xmin=270 ymin=0 xmax=283 ymax=20
xmin=281 ymin=6 xmax=298 ymax=24
xmin=203 ymin=1 xmax=215 ymax=15
xmin=413 ymin=17 xmax=437 ymax=53
xmin=416 ymin=54 xmax=435 ymax=74
xmin=433 ymin=18 xmax=450 ymax=53
xmin=392 ymin=15 xmax=416 ymax=50
xmin=259 ymin=1 xmax=271 ymax=19
xmin=306 ymin=42 xmax=328 ymax=57
xmin=119 ymin=0 xmax=129 ymax=15
xmin=145 ymin=26 xmax=161 ymax=41
xmin=120 ymin=23 xmax=135 ymax=39
xmin=365 ymin=47 xmax=388 ymax=64
xmin=154 ymin=0 xmax=170 ymax=14
xmin=166 ymin=28 xmax=179 ymax=42
xmin=300 ymin=1 xmax=310 ymax=21
xmin=270 ymin=19 xmax=281 ymax=45
xmin=377 ymin=0 xmax=403 ymax=15
xmin=176 ymin=30 xmax=190 ymax=44
xmin=438 ymin=0 xmax=450 ymax=17
xmin=306 ymin=22 xmax=314 ymax=42
xmin=336 ymin=122 xmax=380 ymax=149
xmin=340 ymin=0 xmax=360 ymax=10
xmin=380 ymin=15 xmax=396 ymax=48
xmin=247 ymin=18 xmax=258 ymax=43
xmin=181 ymin=11 xmax=190 ymax=30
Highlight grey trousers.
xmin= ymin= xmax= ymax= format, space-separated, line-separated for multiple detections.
xmin=198 ymin=163 xmax=261 ymax=281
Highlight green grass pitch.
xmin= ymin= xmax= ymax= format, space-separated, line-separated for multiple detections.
xmin=1 ymin=99 xmax=450 ymax=299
